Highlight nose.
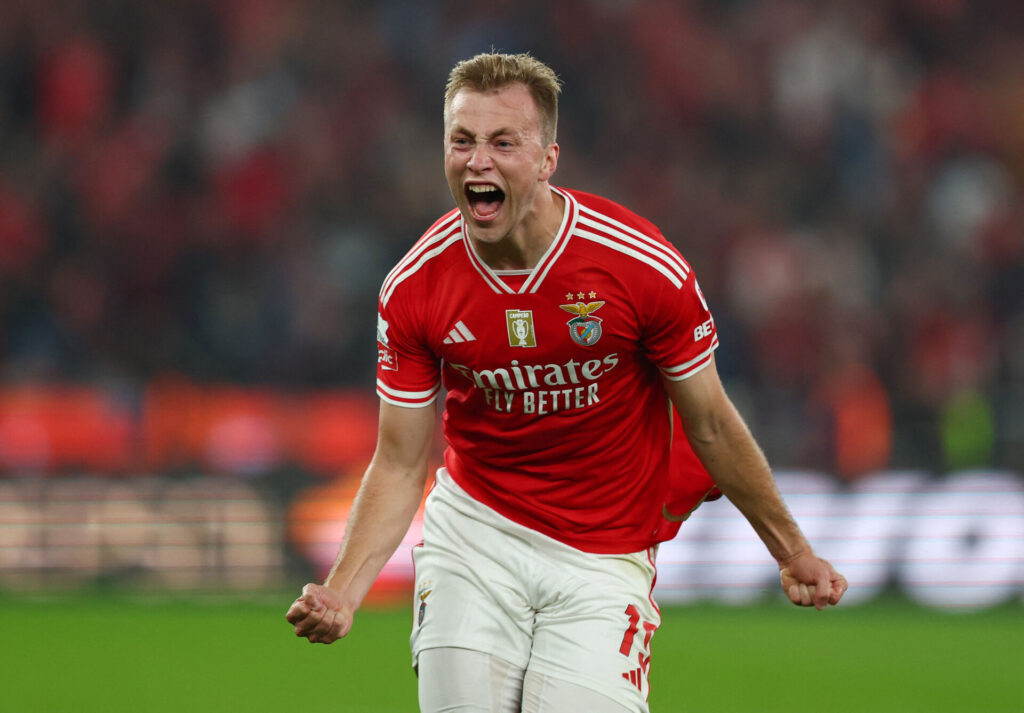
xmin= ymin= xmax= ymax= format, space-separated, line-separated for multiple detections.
xmin=466 ymin=142 xmax=493 ymax=172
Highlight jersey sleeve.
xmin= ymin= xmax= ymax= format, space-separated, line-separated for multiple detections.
xmin=376 ymin=290 xmax=441 ymax=408
xmin=641 ymin=262 xmax=719 ymax=381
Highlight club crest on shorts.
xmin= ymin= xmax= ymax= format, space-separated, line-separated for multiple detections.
xmin=417 ymin=580 xmax=433 ymax=626
xmin=506 ymin=309 xmax=537 ymax=348
xmin=560 ymin=300 xmax=605 ymax=346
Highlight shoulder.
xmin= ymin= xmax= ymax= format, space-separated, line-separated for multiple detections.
xmin=380 ymin=208 xmax=463 ymax=307
xmin=561 ymin=188 xmax=693 ymax=290
xmin=563 ymin=188 xmax=664 ymax=239
xmin=419 ymin=207 xmax=463 ymax=243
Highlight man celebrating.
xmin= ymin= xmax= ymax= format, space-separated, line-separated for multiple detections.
xmin=287 ymin=51 xmax=847 ymax=713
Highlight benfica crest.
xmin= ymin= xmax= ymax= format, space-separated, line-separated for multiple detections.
xmin=560 ymin=301 xmax=605 ymax=346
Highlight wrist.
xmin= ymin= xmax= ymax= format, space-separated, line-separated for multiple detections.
xmin=776 ymin=547 xmax=813 ymax=569
xmin=321 ymin=578 xmax=361 ymax=613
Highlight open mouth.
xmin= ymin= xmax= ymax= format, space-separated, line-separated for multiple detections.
xmin=465 ymin=183 xmax=505 ymax=220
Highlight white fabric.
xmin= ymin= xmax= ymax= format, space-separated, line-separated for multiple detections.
xmin=417 ymin=647 xmax=631 ymax=713
xmin=521 ymin=669 xmax=633 ymax=713
xmin=418 ymin=648 xmax=523 ymax=713
xmin=411 ymin=469 xmax=660 ymax=712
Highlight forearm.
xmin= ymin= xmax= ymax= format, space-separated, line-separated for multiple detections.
xmin=684 ymin=395 xmax=811 ymax=565
xmin=323 ymin=459 xmax=428 ymax=611
xmin=667 ymin=361 xmax=846 ymax=608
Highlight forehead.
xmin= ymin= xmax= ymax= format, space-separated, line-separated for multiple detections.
xmin=445 ymin=83 xmax=543 ymax=135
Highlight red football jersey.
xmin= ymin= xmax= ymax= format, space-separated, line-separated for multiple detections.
xmin=376 ymin=187 xmax=719 ymax=553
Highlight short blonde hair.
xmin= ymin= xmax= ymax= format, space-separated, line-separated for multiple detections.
xmin=444 ymin=51 xmax=562 ymax=145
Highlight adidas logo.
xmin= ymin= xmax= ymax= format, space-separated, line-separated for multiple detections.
xmin=443 ymin=321 xmax=476 ymax=344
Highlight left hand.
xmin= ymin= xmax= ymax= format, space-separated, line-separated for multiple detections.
xmin=285 ymin=583 xmax=353 ymax=644
xmin=779 ymin=552 xmax=848 ymax=610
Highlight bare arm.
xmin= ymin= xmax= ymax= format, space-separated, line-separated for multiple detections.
xmin=286 ymin=400 xmax=435 ymax=641
xmin=665 ymin=355 xmax=846 ymax=609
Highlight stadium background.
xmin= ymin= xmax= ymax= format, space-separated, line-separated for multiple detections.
xmin=1 ymin=0 xmax=1022 ymax=711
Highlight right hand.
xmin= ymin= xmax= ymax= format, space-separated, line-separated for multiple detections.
xmin=285 ymin=583 xmax=353 ymax=644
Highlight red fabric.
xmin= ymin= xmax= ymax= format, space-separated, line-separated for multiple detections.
xmin=377 ymin=188 xmax=718 ymax=553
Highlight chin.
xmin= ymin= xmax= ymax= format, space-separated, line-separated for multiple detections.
xmin=460 ymin=213 xmax=507 ymax=243
xmin=467 ymin=224 xmax=508 ymax=244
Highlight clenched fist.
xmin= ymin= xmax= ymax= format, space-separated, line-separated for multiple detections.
xmin=285 ymin=583 xmax=353 ymax=644
xmin=779 ymin=552 xmax=848 ymax=610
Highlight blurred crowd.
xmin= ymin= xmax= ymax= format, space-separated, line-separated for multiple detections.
xmin=1 ymin=0 xmax=1022 ymax=478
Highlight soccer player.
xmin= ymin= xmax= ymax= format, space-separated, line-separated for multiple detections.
xmin=286 ymin=52 xmax=847 ymax=712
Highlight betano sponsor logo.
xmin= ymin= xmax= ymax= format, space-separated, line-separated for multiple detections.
xmin=289 ymin=469 xmax=1024 ymax=611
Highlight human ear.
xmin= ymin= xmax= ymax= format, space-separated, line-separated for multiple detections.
xmin=538 ymin=142 xmax=559 ymax=182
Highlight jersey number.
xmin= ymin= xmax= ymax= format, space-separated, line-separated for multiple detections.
xmin=618 ymin=603 xmax=657 ymax=655
xmin=618 ymin=604 xmax=657 ymax=694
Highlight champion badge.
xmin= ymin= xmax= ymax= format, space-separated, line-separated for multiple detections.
xmin=506 ymin=310 xmax=537 ymax=348
xmin=560 ymin=301 xmax=605 ymax=346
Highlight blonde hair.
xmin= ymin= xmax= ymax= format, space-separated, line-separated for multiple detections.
xmin=444 ymin=51 xmax=562 ymax=145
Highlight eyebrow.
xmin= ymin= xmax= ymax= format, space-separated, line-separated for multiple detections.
xmin=449 ymin=125 xmax=521 ymax=140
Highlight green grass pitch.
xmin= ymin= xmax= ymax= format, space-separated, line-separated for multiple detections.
xmin=2 ymin=594 xmax=1021 ymax=712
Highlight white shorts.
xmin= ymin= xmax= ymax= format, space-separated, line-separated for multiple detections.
xmin=410 ymin=468 xmax=661 ymax=712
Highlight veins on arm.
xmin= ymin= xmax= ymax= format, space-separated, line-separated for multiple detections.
xmin=323 ymin=401 xmax=435 ymax=608
xmin=665 ymin=357 xmax=811 ymax=565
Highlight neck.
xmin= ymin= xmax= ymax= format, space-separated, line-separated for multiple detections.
xmin=471 ymin=186 xmax=564 ymax=270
